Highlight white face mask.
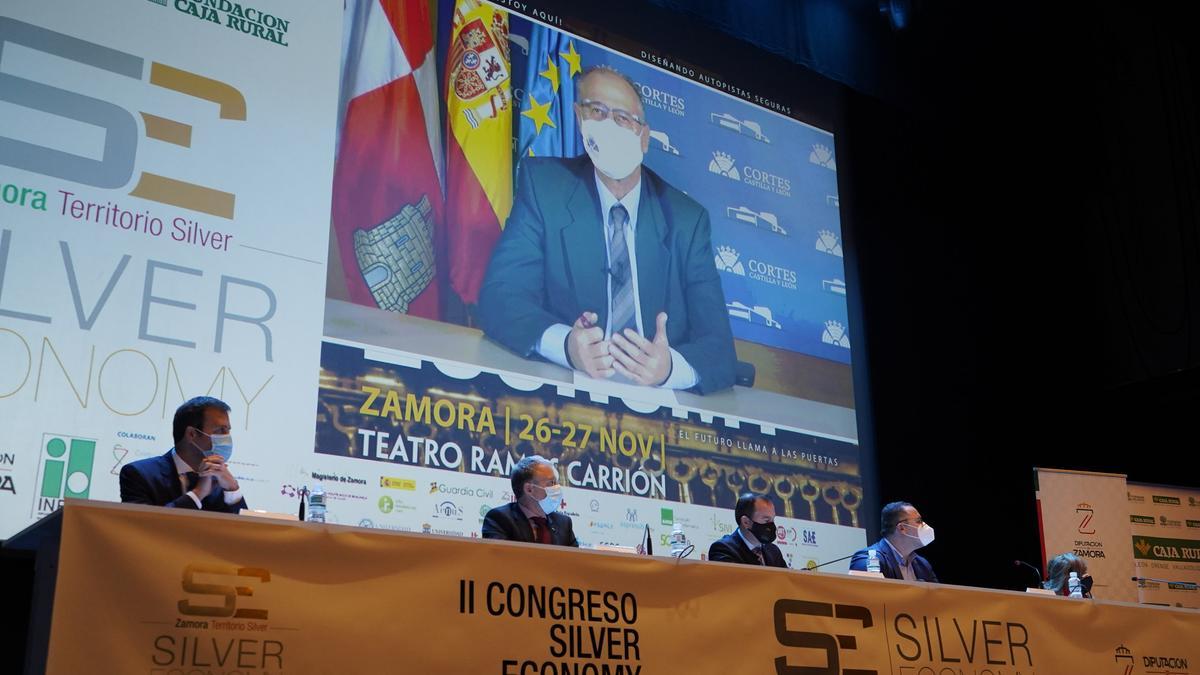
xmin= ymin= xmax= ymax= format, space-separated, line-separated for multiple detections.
xmin=905 ymin=522 xmax=935 ymax=548
xmin=581 ymin=118 xmax=644 ymax=180
xmin=535 ymin=484 xmax=563 ymax=515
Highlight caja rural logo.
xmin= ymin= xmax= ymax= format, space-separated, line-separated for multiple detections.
xmin=147 ymin=0 xmax=292 ymax=48
xmin=1 ymin=17 xmax=245 ymax=220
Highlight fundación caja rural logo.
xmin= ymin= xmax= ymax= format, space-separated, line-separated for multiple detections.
xmin=147 ymin=0 xmax=292 ymax=47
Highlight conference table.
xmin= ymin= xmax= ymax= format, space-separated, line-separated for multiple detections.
xmin=8 ymin=500 xmax=1199 ymax=674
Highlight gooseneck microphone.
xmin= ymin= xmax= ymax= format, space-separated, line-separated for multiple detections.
xmin=1014 ymin=559 xmax=1042 ymax=585
xmin=1132 ymin=576 xmax=1199 ymax=590
xmin=801 ymin=553 xmax=857 ymax=571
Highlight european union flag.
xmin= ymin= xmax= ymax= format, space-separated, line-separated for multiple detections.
xmin=516 ymin=26 xmax=583 ymax=159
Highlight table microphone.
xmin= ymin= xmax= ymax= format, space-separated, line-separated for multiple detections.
xmin=801 ymin=553 xmax=856 ymax=571
xmin=1132 ymin=576 xmax=1199 ymax=590
xmin=1014 ymin=559 xmax=1042 ymax=585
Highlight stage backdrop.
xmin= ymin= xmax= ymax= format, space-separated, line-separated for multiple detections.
xmin=2 ymin=0 xmax=869 ymax=569
xmin=1128 ymin=482 xmax=1200 ymax=609
xmin=1034 ymin=467 xmax=1137 ymax=602
xmin=0 ymin=0 xmax=342 ymax=536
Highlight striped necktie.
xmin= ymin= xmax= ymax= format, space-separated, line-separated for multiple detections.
xmin=606 ymin=203 xmax=637 ymax=339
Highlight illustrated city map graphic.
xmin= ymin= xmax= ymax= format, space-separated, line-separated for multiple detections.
xmin=354 ymin=195 xmax=435 ymax=313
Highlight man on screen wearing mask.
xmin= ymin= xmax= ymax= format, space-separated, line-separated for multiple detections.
xmin=119 ymin=396 xmax=247 ymax=513
xmin=482 ymin=455 xmax=579 ymax=547
xmin=849 ymin=501 xmax=939 ymax=582
xmin=708 ymin=493 xmax=788 ymax=567
xmin=479 ymin=65 xmax=736 ymax=394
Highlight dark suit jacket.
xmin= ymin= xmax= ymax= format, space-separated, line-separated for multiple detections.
xmin=478 ymin=155 xmax=737 ymax=394
xmin=481 ymin=502 xmax=578 ymax=547
xmin=849 ymin=539 xmax=938 ymax=582
xmin=708 ymin=531 xmax=788 ymax=568
xmin=119 ymin=450 xmax=247 ymax=514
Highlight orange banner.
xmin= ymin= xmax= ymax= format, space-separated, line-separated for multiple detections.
xmin=46 ymin=501 xmax=1200 ymax=674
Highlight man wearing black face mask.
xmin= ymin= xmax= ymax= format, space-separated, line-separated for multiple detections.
xmin=708 ymin=493 xmax=788 ymax=567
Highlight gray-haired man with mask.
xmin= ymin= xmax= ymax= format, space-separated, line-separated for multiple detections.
xmin=478 ymin=65 xmax=737 ymax=394
xmin=482 ymin=455 xmax=578 ymax=547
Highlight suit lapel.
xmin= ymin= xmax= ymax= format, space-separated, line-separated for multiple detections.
xmin=878 ymin=542 xmax=902 ymax=579
xmin=510 ymin=504 xmax=535 ymax=543
xmin=562 ymin=167 xmax=609 ymax=330
xmin=159 ymin=451 xmax=182 ymax=499
xmin=731 ymin=533 xmax=758 ymax=565
xmin=633 ymin=175 xmax=670 ymax=337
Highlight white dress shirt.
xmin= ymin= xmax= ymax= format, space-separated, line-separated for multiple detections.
xmin=883 ymin=537 xmax=917 ymax=581
xmin=172 ymin=448 xmax=242 ymax=509
xmin=536 ymin=171 xmax=699 ymax=389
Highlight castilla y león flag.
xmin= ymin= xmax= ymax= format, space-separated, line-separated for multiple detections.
xmin=444 ymin=0 xmax=513 ymax=306
xmin=331 ymin=0 xmax=444 ymax=319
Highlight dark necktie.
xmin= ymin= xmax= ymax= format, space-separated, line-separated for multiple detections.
xmin=754 ymin=546 xmax=765 ymax=566
xmin=181 ymin=471 xmax=199 ymax=496
xmin=606 ymin=203 xmax=637 ymax=338
xmin=529 ymin=516 xmax=553 ymax=545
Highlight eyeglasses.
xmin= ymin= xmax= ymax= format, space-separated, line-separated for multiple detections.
xmin=577 ymin=99 xmax=645 ymax=131
xmin=901 ymin=517 xmax=924 ymax=525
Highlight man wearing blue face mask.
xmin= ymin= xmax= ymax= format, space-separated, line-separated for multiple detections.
xmin=849 ymin=501 xmax=939 ymax=582
xmin=479 ymin=65 xmax=736 ymax=394
xmin=482 ymin=455 xmax=578 ymax=547
xmin=119 ymin=396 xmax=247 ymax=513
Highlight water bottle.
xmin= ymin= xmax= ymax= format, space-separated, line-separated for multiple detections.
xmin=669 ymin=522 xmax=687 ymax=557
xmin=866 ymin=547 xmax=881 ymax=574
xmin=307 ymin=484 xmax=326 ymax=523
xmin=1068 ymin=571 xmax=1083 ymax=598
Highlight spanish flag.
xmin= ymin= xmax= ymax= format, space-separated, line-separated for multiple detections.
xmin=444 ymin=0 xmax=513 ymax=307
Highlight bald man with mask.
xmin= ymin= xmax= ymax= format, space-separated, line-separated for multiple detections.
xmin=479 ymin=66 xmax=736 ymax=394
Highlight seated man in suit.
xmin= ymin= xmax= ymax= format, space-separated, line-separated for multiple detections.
xmin=482 ymin=455 xmax=578 ymax=547
xmin=708 ymin=493 xmax=788 ymax=567
xmin=850 ymin=501 xmax=938 ymax=582
xmin=119 ymin=396 xmax=247 ymax=513
xmin=479 ymin=65 xmax=736 ymax=394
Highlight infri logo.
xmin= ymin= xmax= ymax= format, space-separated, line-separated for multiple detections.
xmin=32 ymin=434 xmax=96 ymax=517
